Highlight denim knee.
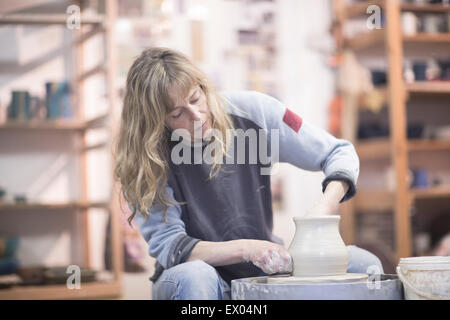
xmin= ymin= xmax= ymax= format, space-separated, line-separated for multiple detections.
xmin=175 ymin=260 xmax=220 ymax=285
xmin=154 ymin=260 xmax=223 ymax=300
xmin=347 ymin=245 xmax=384 ymax=274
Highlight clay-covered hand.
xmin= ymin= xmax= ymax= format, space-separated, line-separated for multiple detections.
xmin=242 ymin=240 xmax=293 ymax=274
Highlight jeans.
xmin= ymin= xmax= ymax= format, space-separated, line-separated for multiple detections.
xmin=151 ymin=245 xmax=384 ymax=300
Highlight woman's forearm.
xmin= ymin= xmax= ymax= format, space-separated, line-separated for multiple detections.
xmin=186 ymin=239 xmax=293 ymax=274
xmin=186 ymin=240 xmax=247 ymax=266
xmin=307 ymin=180 xmax=350 ymax=216
xmin=323 ymin=180 xmax=350 ymax=209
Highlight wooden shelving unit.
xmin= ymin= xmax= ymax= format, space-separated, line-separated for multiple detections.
xmin=0 ymin=1 xmax=123 ymax=299
xmin=333 ymin=0 xmax=450 ymax=265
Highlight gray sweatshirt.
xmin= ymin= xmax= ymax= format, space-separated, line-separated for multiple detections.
xmin=133 ymin=90 xmax=360 ymax=285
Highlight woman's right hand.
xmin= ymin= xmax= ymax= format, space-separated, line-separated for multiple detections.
xmin=241 ymin=239 xmax=293 ymax=274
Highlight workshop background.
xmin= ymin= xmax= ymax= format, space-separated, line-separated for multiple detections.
xmin=0 ymin=0 xmax=449 ymax=299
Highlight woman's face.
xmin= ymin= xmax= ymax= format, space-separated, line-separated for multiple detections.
xmin=165 ymin=85 xmax=211 ymax=141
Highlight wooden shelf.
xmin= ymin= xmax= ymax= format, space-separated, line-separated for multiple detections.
xmin=354 ymin=186 xmax=450 ymax=212
xmin=0 ymin=114 xmax=108 ymax=132
xmin=344 ymin=31 xmax=450 ymax=51
xmin=357 ymin=138 xmax=450 ymax=160
xmin=354 ymin=189 xmax=396 ymax=212
xmin=359 ymin=187 xmax=450 ymax=209
xmin=344 ymin=1 xmax=450 ymax=19
xmin=406 ymin=81 xmax=450 ymax=94
xmin=356 ymin=138 xmax=390 ymax=160
xmin=0 ymin=13 xmax=105 ymax=25
xmin=403 ymin=33 xmax=450 ymax=43
xmin=77 ymin=64 xmax=107 ymax=82
xmin=359 ymin=82 xmax=450 ymax=110
xmin=408 ymin=139 xmax=450 ymax=151
xmin=0 ymin=120 xmax=86 ymax=132
xmin=81 ymin=142 xmax=108 ymax=152
xmin=401 ymin=3 xmax=450 ymax=13
xmin=0 ymin=281 xmax=120 ymax=300
xmin=344 ymin=29 xmax=385 ymax=50
xmin=0 ymin=201 xmax=109 ymax=212
xmin=410 ymin=186 xmax=450 ymax=199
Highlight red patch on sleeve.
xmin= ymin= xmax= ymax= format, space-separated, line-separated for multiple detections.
xmin=283 ymin=108 xmax=303 ymax=133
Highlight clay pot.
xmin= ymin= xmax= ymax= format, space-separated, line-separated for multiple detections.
xmin=288 ymin=215 xmax=348 ymax=277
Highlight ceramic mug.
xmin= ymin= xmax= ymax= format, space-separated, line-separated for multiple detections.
xmin=411 ymin=168 xmax=429 ymax=188
xmin=8 ymin=91 xmax=41 ymax=120
xmin=402 ymin=12 xmax=419 ymax=36
xmin=413 ymin=61 xmax=427 ymax=81
xmin=422 ymin=14 xmax=440 ymax=33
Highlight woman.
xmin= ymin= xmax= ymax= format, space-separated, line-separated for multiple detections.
xmin=114 ymin=47 xmax=383 ymax=300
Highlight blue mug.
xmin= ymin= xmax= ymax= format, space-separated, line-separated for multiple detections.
xmin=411 ymin=168 xmax=428 ymax=188
xmin=8 ymin=91 xmax=40 ymax=120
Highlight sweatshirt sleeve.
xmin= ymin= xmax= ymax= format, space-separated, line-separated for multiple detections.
xmin=132 ymin=184 xmax=201 ymax=269
xmin=223 ymin=90 xmax=360 ymax=202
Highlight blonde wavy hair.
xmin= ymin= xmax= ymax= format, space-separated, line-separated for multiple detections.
xmin=114 ymin=47 xmax=237 ymax=224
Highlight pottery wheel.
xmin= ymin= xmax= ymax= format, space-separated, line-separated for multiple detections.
xmin=266 ymin=273 xmax=368 ymax=284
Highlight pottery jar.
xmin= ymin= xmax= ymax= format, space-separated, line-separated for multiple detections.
xmin=288 ymin=215 xmax=348 ymax=277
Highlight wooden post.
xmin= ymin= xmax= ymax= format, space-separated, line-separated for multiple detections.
xmin=385 ymin=0 xmax=411 ymax=260
xmin=333 ymin=0 xmax=346 ymax=54
xmin=191 ymin=20 xmax=204 ymax=62
xmin=74 ymin=0 xmax=90 ymax=269
xmin=105 ymin=0 xmax=123 ymax=285
xmin=340 ymin=201 xmax=356 ymax=245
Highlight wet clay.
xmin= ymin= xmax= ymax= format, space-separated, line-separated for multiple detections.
xmin=268 ymin=215 xmax=368 ymax=284
xmin=288 ymin=215 xmax=348 ymax=277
